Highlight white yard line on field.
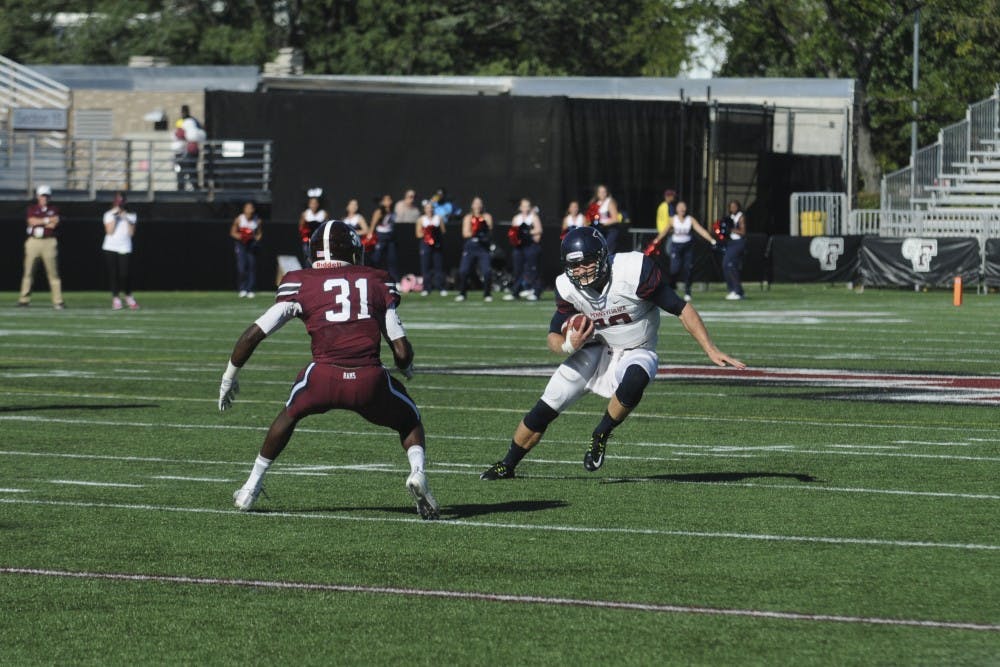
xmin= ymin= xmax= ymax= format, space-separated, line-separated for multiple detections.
xmin=1 ymin=567 xmax=997 ymax=632
xmin=893 ymin=440 xmax=972 ymax=447
xmin=49 ymin=480 xmax=144 ymax=488
xmin=151 ymin=476 xmax=235 ymax=483
xmin=5 ymin=449 xmax=995 ymax=502
xmin=1 ymin=498 xmax=996 ymax=552
xmin=2 ymin=409 xmax=1000 ymax=440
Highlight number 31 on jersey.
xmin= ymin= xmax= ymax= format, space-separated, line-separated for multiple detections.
xmin=323 ymin=277 xmax=370 ymax=322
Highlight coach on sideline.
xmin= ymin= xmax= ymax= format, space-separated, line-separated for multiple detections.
xmin=18 ymin=184 xmax=65 ymax=309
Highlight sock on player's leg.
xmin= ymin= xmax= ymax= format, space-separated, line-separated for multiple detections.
xmin=593 ymin=411 xmax=624 ymax=438
xmin=406 ymin=445 xmax=425 ymax=474
xmin=501 ymin=440 xmax=529 ymax=469
xmin=243 ymin=454 xmax=272 ymax=490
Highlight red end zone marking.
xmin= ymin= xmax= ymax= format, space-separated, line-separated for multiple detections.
xmin=655 ymin=365 xmax=1000 ymax=405
xmin=2 ymin=567 xmax=997 ymax=633
xmin=656 ymin=365 xmax=1000 ymax=390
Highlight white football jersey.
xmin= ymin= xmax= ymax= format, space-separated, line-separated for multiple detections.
xmin=555 ymin=252 xmax=660 ymax=351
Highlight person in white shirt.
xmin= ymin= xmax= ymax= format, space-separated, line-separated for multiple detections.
xmin=298 ymin=188 xmax=327 ymax=265
xmin=480 ymin=227 xmax=745 ymax=480
xmin=588 ymin=184 xmax=620 ymax=252
xmin=230 ymin=201 xmax=264 ymax=298
xmin=415 ymin=199 xmax=446 ymax=296
xmin=505 ymin=198 xmax=543 ymax=301
xmin=561 ymin=200 xmax=586 ymax=238
xmin=102 ymin=192 xmax=139 ymax=310
xmin=343 ymin=198 xmax=370 ymax=236
xmin=646 ymin=201 xmax=716 ymax=302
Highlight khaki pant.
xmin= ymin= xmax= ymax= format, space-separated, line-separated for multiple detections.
xmin=19 ymin=237 xmax=63 ymax=305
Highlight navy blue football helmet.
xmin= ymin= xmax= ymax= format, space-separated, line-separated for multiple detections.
xmin=561 ymin=226 xmax=609 ymax=289
xmin=310 ymin=220 xmax=363 ymax=266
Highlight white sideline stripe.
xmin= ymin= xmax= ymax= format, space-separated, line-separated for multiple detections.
xmin=1 ymin=568 xmax=996 ymax=633
xmin=830 ymin=445 xmax=900 ymax=450
xmin=2 ymin=389 xmax=1000 ymax=436
xmin=894 ymin=440 xmax=971 ymax=447
xmin=152 ymin=476 xmax=234 ymax=483
xmin=2 ymin=498 xmax=997 ymax=552
xmin=2 ymin=416 xmax=998 ymax=462
xmin=49 ymin=480 xmax=144 ymax=488
xmin=7 ymin=449 xmax=995 ymax=501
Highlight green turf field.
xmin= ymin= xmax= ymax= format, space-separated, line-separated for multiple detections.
xmin=1 ymin=285 xmax=998 ymax=665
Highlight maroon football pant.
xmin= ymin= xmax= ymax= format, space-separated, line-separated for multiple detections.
xmin=285 ymin=363 xmax=421 ymax=435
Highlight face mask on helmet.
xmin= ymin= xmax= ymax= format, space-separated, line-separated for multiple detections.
xmin=561 ymin=228 xmax=609 ymax=289
xmin=310 ymin=220 xmax=363 ymax=266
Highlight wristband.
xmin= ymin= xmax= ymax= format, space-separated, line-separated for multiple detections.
xmin=223 ymin=360 xmax=240 ymax=381
xmin=561 ymin=338 xmax=576 ymax=355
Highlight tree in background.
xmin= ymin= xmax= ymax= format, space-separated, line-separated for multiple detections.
xmin=0 ymin=1 xmax=705 ymax=75
xmin=714 ymin=0 xmax=1000 ymax=193
xmin=5 ymin=0 xmax=999 ymax=194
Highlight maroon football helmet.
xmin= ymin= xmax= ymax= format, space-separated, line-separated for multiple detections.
xmin=310 ymin=220 xmax=363 ymax=266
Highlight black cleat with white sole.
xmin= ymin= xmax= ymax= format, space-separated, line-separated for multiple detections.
xmin=583 ymin=432 xmax=610 ymax=472
xmin=480 ymin=461 xmax=515 ymax=480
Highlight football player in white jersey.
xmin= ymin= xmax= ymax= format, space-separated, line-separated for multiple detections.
xmin=481 ymin=227 xmax=745 ymax=479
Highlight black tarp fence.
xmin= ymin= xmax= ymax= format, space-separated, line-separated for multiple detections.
xmin=859 ymin=237 xmax=982 ymax=287
xmin=206 ymin=90 xmax=709 ymax=283
xmin=770 ymin=235 xmax=862 ymax=283
xmin=1 ymin=89 xmax=848 ymax=293
xmin=983 ymin=239 xmax=1000 ymax=287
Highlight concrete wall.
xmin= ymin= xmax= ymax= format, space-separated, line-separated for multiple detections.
xmin=69 ymin=90 xmax=205 ymax=139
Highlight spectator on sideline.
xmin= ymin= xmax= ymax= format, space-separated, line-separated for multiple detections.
xmin=504 ymin=198 xmax=542 ymax=301
xmin=18 ymin=185 xmax=64 ymax=309
xmin=647 ymin=200 xmax=716 ymax=303
xmin=370 ymin=194 xmax=399 ymax=281
xmin=394 ymin=189 xmax=420 ymax=224
xmin=431 ymin=188 xmax=456 ymax=220
xmin=655 ymin=189 xmax=678 ymax=236
xmin=723 ymin=200 xmax=748 ymax=300
xmin=173 ymin=104 xmax=204 ymax=191
xmin=561 ymin=200 xmax=586 ymax=238
xmin=298 ymin=188 xmax=327 ymax=265
xmin=230 ymin=201 xmax=263 ymax=298
xmin=416 ymin=199 xmax=446 ymax=296
xmin=343 ymin=198 xmax=370 ymax=236
xmin=456 ymin=196 xmax=494 ymax=302
xmin=102 ymin=191 xmax=139 ymax=310
xmin=588 ymin=184 xmax=621 ymax=253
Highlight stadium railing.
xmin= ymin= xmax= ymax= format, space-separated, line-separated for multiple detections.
xmin=0 ymin=134 xmax=272 ymax=202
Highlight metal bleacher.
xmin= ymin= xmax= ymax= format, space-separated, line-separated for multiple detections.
xmin=875 ymin=86 xmax=1000 ymax=239
xmin=0 ymin=55 xmax=271 ymax=203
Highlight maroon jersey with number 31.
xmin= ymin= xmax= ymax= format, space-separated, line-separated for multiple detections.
xmin=276 ymin=265 xmax=399 ymax=367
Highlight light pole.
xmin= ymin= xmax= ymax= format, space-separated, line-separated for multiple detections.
xmin=910 ymin=8 xmax=920 ymax=207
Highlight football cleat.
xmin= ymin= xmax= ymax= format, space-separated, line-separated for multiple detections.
xmin=480 ymin=461 xmax=515 ymax=480
xmin=583 ymin=432 xmax=611 ymax=472
xmin=406 ymin=470 xmax=440 ymax=520
xmin=233 ymin=486 xmax=261 ymax=511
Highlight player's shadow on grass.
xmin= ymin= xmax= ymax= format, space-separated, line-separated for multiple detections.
xmin=602 ymin=471 xmax=821 ymax=485
xmin=0 ymin=403 xmax=157 ymax=413
xmin=276 ymin=499 xmax=569 ymax=519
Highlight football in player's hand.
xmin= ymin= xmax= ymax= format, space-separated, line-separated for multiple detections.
xmin=562 ymin=313 xmax=592 ymax=336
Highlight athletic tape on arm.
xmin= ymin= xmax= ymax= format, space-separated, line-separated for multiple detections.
xmin=254 ymin=301 xmax=302 ymax=335
xmin=385 ymin=307 xmax=407 ymax=341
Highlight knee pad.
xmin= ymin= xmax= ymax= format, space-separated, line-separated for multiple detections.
xmin=615 ymin=364 xmax=651 ymax=409
xmin=522 ymin=399 xmax=560 ymax=434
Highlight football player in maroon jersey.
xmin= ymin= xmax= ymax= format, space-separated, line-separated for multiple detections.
xmin=218 ymin=220 xmax=438 ymax=519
